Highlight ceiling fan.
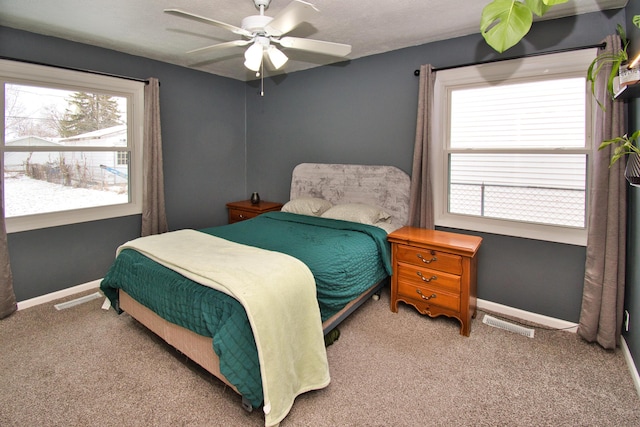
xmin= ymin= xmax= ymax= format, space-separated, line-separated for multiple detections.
xmin=165 ymin=0 xmax=352 ymax=75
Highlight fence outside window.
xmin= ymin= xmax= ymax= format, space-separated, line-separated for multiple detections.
xmin=450 ymin=182 xmax=586 ymax=228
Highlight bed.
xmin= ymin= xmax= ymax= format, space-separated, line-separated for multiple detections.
xmin=100 ymin=163 xmax=410 ymax=426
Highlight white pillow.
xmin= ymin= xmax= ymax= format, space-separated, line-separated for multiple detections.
xmin=321 ymin=203 xmax=391 ymax=225
xmin=281 ymin=197 xmax=333 ymax=216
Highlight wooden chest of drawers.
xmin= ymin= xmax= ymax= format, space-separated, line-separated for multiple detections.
xmin=226 ymin=200 xmax=283 ymax=224
xmin=388 ymin=226 xmax=482 ymax=336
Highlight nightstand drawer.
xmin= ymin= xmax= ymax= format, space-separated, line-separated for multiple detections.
xmin=228 ymin=208 xmax=258 ymax=223
xmin=397 ymin=264 xmax=461 ymax=293
xmin=397 ymin=280 xmax=460 ymax=312
xmin=396 ymin=244 xmax=462 ymax=275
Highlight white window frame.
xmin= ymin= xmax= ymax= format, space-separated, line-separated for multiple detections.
xmin=432 ymin=49 xmax=597 ymax=246
xmin=0 ymin=59 xmax=144 ymax=233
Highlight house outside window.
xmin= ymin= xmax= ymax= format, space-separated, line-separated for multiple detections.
xmin=432 ymin=49 xmax=596 ymax=246
xmin=1 ymin=59 xmax=144 ymax=232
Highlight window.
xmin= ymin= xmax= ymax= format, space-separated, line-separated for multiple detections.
xmin=1 ymin=60 xmax=144 ymax=232
xmin=432 ymin=49 xmax=596 ymax=245
xmin=116 ymin=151 xmax=129 ymax=166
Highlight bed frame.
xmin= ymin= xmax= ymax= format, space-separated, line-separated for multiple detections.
xmin=119 ymin=163 xmax=410 ymax=410
xmin=119 ymin=278 xmax=386 ymax=393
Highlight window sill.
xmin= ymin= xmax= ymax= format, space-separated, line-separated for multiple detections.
xmin=436 ymin=214 xmax=587 ymax=247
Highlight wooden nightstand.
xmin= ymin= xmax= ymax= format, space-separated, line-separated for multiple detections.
xmin=388 ymin=226 xmax=482 ymax=336
xmin=226 ymin=200 xmax=283 ymax=224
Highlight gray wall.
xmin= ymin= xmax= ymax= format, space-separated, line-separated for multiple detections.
xmin=245 ymin=10 xmax=624 ymax=323
xmin=623 ymin=0 xmax=640 ymax=379
xmin=0 ymin=26 xmax=247 ymax=301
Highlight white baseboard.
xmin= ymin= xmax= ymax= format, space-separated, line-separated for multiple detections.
xmin=621 ymin=336 xmax=640 ymax=399
xmin=477 ymin=298 xmax=578 ymax=332
xmin=17 ymin=280 xmax=102 ymax=311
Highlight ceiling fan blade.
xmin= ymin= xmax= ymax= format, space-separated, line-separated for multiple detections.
xmin=278 ymin=37 xmax=352 ymax=57
xmin=187 ymin=39 xmax=252 ymax=55
xmin=164 ymin=9 xmax=253 ymax=38
xmin=264 ymin=0 xmax=319 ymax=37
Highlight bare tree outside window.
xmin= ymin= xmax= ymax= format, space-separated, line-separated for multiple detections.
xmin=5 ymin=85 xmax=60 ymax=139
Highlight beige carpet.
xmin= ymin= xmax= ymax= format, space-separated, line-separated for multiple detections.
xmin=1 ymin=287 xmax=639 ymax=426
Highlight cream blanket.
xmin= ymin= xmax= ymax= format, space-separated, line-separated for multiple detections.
xmin=118 ymin=230 xmax=330 ymax=427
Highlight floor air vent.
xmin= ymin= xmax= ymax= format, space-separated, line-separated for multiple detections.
xmin=482 ymin=314 xmax=535 ymax=338
xmin=54 ymin=292 xmax=102 ymax=310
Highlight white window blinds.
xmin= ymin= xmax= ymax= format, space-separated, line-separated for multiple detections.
xmin=433 ymin=48 xmax=596 ymax=245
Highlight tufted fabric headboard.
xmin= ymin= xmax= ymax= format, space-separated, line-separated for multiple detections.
xmin=290 ymin=163 xmax=411 ymax=230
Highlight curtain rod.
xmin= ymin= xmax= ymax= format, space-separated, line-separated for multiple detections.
xmin=0 ymin=55 xmax=152 ymax=84
xmin=413 ymin=42 xmax=606 ymax=76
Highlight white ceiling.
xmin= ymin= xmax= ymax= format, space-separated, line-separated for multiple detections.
xmin=0 ymin=0 xmax=628 ymax=81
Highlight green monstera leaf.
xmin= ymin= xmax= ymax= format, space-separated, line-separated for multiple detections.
xmin=481 ymin=0 xmax=569 ymax=53
xmin=526 ymin=0 xmax=569 ymax=14
xmin=481 ymin=0 xmax=533 ymax=53
xmin=524 ymin=0 xmax=550 ymax=17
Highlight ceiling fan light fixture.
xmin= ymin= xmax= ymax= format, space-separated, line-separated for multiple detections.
xmin=267 ymin=45 xmax=288 ymax=69
xmin=244 ymin=42 xmax=264 ymax=71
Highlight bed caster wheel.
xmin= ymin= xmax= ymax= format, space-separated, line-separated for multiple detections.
xmin=372 ymin=293 xmax=380 ymax=301
xmin=241 ymin=396 xmax=253 ymax=413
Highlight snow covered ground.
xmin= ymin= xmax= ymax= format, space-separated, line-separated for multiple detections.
xmin=4 ymin=174 xmax=128 ymax=217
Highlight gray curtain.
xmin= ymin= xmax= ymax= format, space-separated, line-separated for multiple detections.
xmin=408 ymin=64 xmax=435 ymax=229
xmin=141 ymin=78 xmax=169 ymax=237
xmin=0 ymin=182 xmax=17 ymax=319
xmin=577 ymin=35 xmax=626 ymax=350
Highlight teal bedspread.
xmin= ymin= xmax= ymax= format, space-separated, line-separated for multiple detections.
xmin=203 ymin=212 xmax=392 ymax=319
xmin=100 ymin=212 xmax=391 ymax=409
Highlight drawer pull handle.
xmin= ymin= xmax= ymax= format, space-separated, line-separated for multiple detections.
xmin=416 ymin=271 xmax=437 ymax=282
xmin=417 ymin=253 xmax=437 ymax=264
xmin=416 ymin=289 xmax=437 ymax=300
